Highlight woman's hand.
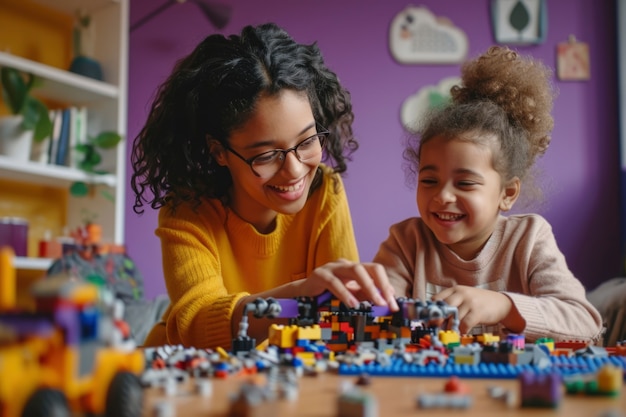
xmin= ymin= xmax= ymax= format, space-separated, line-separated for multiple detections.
xmin=432 ymin=285 xmax=524 ymax=334
xmin=296 ymin=259 xmax=399 ymax=311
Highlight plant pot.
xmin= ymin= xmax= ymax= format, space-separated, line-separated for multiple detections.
xmin=69 ymin=56 xmax=103 ymax=81
xmin=0 ymin=116 xmax=34 ymax=161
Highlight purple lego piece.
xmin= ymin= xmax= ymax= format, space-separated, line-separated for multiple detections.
xmin=54 ymin=306 xmax=80 ymax=345
xmin=519 ymin=371 xmax=562 ymax=407
xmin=316 ymin=291 xmax=333 ymax=305
xmin=0 ymin=315 xmax=55 ymax=337
xmin=371 ymin=305 xmax=392 ymax=317
xmin=275 ymin=299 xmax=300 ymax=318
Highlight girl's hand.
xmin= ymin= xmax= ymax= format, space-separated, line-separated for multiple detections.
xmin=432 ymin=285 xmax=524 ymax=334
xmin=297 ymin=259 xmax=399 ymax=311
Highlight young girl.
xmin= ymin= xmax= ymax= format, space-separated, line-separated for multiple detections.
xmin=373 ymin=46 xmax=602 ymax=343
xmin=131 ymin=23 xmax=398 ymax=349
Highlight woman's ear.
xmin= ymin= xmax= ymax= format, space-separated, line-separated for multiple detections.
xmin=499 ymin=177 xmax=521 ymax=212
xmin=207 ymin=136 xmax=228 ymax=167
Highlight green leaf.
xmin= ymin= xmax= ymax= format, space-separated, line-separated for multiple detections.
xmin=1 ymin=66 xmax=51 ymax=141
xmin=74 ymin=143 xmax=90 ymax=153
xmin=77 ymin=144 xmax=101 ymax=172
xmin=1 ymin=67 xmax=28 ymax=114
xmin=20 ymin=96 xmax=39 ymax=130
xmin=510 ymin=1 xmax=531 ymax=34
xmin=92 ymin=131 xmax=122 ymax=149
xmin=100 ymin=188 xmax=115 ymax=202
xmin=70 ymin=181 xmax=90 ymax=197
xmin=32 ymin=100 xmax=52 ymax=142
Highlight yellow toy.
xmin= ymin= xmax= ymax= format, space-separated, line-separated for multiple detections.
xmin=0 ymin=246 xmax=144 ymax=417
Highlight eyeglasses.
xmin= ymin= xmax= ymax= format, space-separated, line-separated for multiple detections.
xmin=225 ymin=127 xmax=329 ymax=178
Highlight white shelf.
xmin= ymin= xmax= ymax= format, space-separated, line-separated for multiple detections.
xmin=0 ymin=52 xmax=119 ymax=104
xmin=1 ymin=0 xmax=127 ymax=246
xmin=15 ymin=256 xmax=53 ymax=271
xmin=0 ymin=155 xmax=116 ymax=188
xmin=32 ymin=0 xmax=119 ymax=16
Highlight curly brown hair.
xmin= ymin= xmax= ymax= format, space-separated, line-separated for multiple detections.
xmin=404 ymin=46 xmax=556 ymax=189
xmin=130 ymin=23 xmax=357 ymax=214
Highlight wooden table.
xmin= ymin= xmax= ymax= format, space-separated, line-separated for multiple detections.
xmin=142 ymin=372 xmax=626 ymax=416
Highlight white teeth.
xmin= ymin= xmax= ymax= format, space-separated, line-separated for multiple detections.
xmin=273 ymin=179 xmax=303 ymax=192
xmin=437 ymin=213 xmax=463 ymax=220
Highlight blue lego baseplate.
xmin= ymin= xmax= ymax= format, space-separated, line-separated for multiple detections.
xmin=338 ymin=354 xmax=626 ymax=379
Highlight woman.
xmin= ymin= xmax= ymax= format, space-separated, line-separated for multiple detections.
xmin=131 ymin=23 xmax=397 ymax=349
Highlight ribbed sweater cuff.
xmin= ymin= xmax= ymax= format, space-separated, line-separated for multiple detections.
xmin=181 ymin=292 xmax=249 ymax=350
xmin=502 ymin=292 xmax=548 ymax=340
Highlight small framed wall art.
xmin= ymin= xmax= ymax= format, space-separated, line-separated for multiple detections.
xmin=389 ymin=5 xmax=468 ymax=64
xmin=556 ymin=35 xmax=590 ymax=81
xmin=490 ymin=0 xmax=547 ymax=45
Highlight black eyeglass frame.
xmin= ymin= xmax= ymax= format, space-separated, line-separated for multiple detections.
xmin=224 ymin=126 xmax=330 ymax=177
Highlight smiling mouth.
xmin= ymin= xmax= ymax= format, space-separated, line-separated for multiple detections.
xmin=435 ymin=212 xmax=465 ymax=221
xmin=269 ymin=178 xmax=304 ymax=193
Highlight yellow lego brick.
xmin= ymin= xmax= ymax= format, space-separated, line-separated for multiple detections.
xmin=476 ymin=333 xmax=500 ymax=344
xmin=268 ymin=324 xmax=298 ymax=348
xmin=454 ymin=355 xmax=478 ymax=365
xmin=295 ymin=351 xmax=316 ymax=367
xmin=597 ymin=365 xmax=622 ymax=394
xmin=438 ymin=330 xmax=460 ymax=345
xmin=297 ymin=325 xmax=321 ymax=340
xmin=216 ymin=346 xmax=230 ymax=359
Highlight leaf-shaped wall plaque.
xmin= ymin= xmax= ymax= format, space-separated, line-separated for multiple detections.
xmin=490 ymin=0 xmax=547 ymax=45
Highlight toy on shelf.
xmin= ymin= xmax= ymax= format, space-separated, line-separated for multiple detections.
xmin=0 ymin=246 xmax=144 ymax=417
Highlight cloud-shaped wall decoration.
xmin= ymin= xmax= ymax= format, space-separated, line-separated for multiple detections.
xmin=401 ymin=76 xmax=462 ymax=133
xmin=390 ymin=5 xmax=468 ymax=64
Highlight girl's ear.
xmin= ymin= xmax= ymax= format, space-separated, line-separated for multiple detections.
xmin=500 ymin=177 xmax=521 ymax=211
xmin=207 ymin=136 xmax=228 ymax=167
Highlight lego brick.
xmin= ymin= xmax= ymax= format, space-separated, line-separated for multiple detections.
xmin=338 ymin=354 xmax=626 ymax=379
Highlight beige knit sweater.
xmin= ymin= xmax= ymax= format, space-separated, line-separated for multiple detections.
xmin=373 ymin=214 xmax=603 ymax=343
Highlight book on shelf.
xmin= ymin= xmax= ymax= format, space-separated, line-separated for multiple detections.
xmin=34 ymin=106 xmax=89 ymax=168
xmin=30 ymin=109 xmax=55 ymax=164
xmin=68 ymin=106 xmax=88 ymax=168
xmin=47 ymin=109 xmax=63 ymax=165
xmin=54 ymin=107 xmax=71 ymax=166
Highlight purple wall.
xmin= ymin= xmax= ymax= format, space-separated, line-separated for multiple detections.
xmin=127 ymin=0 xmax=621 ymax=300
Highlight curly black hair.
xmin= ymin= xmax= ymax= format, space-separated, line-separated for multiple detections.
xmin=131 ymin=23 xmax=357 ymax=214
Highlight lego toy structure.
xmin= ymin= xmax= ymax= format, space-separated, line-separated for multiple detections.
xmin=0 ymin=247 xmax=144 ymax=417
xmin=140 ymin=291 xmax=624 ymax=415
xmin=227 ymin=292 xmax=625 ymax=381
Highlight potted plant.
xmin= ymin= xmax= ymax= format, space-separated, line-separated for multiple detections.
xmin=70 ymin=130 xmax=122 ymax=201
xmin=69 ymin=9 xmax=103 ymax=81
xmin=0 ymin=66 xmax=53 ymax=160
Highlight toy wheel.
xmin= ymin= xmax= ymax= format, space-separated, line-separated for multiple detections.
xmin=105 ymin=371 xmax=143 ymax=417
xmin=22 ymin=388 xmax=70 ymax=417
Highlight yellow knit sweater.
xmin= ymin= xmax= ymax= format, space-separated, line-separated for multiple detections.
xmin=144 ymin=165 xmax=358 ymax=349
